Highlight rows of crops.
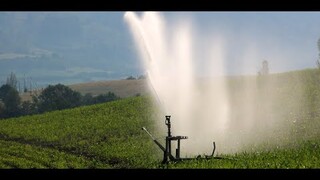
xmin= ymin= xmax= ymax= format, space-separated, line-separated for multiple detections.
xmin=0 ymin=140 xmax=111 ymax=168
xmin=0 ymin=96 xmax=163 ymax=168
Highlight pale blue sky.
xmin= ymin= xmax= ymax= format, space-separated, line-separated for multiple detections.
xmin=1 ymin=12 xmax=320 ymax=85
xmin=160 ymin=12 xmax=320 ymax=75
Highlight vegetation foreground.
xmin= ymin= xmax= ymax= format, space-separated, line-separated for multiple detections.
xmin=1 ymin=69 xmax=320 ymax=168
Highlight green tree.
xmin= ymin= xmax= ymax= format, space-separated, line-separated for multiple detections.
xmin=258 ymin=60 xmax=269 ymax=75
xmin=81 ymin=93 xmax=94 ymax=105
xmin=38 ymin=84 xmax=82 ymax=113
xmin=93 ymin=92 xmax=120 ymax=104
xmin=0 ymin=84 xmax=21 ymax=117
xmin=6 ymin=72 xmax=18 ymax=90
xmin=138 ymin=75 xmax=147 ymax=79
xmin=126 ymin=76 xmax=136 ymax=80
xmin=20 ymin=100 xmax=38 ymax=116
xmin=0 ymin=100 xmax=5 ymax=118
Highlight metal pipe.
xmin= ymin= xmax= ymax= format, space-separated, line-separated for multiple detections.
xmin=211 ymin=142 xmax=216 ymax=157
xmin=177 ymin=139 xmax=181 ymax=159
xmin=142 ymin=127 xmax=166 ymax=152
xmin=165 ymin=116 xmax=171 ymax=137
xmin=142 ymin=127 xmax=155 ymax=140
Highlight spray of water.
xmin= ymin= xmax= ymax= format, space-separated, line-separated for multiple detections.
xmin=124 ymin=12 xmax=303 ymax=156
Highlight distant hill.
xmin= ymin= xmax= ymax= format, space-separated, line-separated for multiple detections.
xmin=69 ymin=79 xmax=149 ymax=98
xmin=20 ymin=79 xmax=150 ymax=101
xmin=0 ymin=12 xmax=142 ymax=86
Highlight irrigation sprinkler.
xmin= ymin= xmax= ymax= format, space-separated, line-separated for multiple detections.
xmin=126 ymin=12 xmax=230 ymax=164
xmin=142 ymin=115 xmax=219 ymax=164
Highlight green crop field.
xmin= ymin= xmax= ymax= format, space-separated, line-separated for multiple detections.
xmin=0 ymin=96 xmax=163 ymax=168
xmin=1 ymin=68 xmax=320 ymax=168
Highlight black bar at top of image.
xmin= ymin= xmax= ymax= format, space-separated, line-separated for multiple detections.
xmin=1 ymin=0 xmax=320 ymax=11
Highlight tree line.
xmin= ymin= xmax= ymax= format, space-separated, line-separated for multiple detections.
xmin=0 ymin=83 xmax=120 ymax=119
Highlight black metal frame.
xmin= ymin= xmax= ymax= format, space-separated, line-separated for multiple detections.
xmin=142 ymin=115 xmax=217 ymax=164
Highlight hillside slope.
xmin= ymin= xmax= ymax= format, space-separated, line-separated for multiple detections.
xmin=1 ymin=68 xmax=320 ymax=168
xmin=0 ymin=96 xmax=162 ymax=168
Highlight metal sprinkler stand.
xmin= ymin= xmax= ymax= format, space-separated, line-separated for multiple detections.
xmin=163 ymin=115 xmax=188 ymax=163
xmin=142 ymin=115 xmax=217 ymax=164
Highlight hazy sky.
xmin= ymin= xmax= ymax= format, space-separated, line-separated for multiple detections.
xmin=159 ymin=12 xmax=320 ymax=75
xmin=1 ymin=12 xmax=320 ymax=85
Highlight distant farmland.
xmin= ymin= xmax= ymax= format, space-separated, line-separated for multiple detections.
xmin=20 ymin=79 xmax=150 ymax=101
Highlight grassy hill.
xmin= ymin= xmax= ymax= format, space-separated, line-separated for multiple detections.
xmin=1 ymin=68 xmax=320 ymax=168
xmin=0 ymin=96 xmax=162 ymax=168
